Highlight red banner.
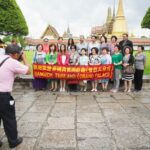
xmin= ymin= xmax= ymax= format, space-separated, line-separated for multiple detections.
xmin=33 ymin=64 xmax=114 ymax=80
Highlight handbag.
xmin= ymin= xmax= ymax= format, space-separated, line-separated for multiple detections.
xmin=123 ymin=65 xmax=135 ymax=74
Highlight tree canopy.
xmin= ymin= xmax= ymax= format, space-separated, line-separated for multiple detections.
xmin=0 ymin=0 xmax=28 ymax=36
xmin=141 ymin=7 xmax=150 ymax=29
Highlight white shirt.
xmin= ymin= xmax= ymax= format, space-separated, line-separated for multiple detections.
xmin=88 ymin=42 xmax=100 ymax=54
xmin=62 ymin=55 xmax=66 ymax=65
xmin=77 ymin=42 xmax=88 ymax=53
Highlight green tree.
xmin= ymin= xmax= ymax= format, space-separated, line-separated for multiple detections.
xmin=0 ymin=0 xmax=28 ymax=36
xmin=141 ymin=7 xmax=150 ymax=29
xmin=3 ymin=35 xmax=26 ymax=47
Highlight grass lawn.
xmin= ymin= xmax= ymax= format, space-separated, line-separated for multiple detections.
xmin=25 ymin=50 xmax=150 ymax=75
xmin=25 ymin=51 xmax=34 ymax=74
xmin=143 ymin=51 xmax=150 ymax=75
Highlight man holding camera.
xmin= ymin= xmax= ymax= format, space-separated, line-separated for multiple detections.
xmin=0 ymin=44 xmax=30 ymax=148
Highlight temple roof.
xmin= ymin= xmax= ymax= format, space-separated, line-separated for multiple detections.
xmin=41 ymin=24 xmax=59 ymax=39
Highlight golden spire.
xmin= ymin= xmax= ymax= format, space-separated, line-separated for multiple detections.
xmin=112 ymin=0 xmax=128 ymax=36
xmin=116 ymin=0 xmax=124 ymax=17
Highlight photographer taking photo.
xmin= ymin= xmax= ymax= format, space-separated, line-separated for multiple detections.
xmin=0 ymin=44 xmax=30 ymax=148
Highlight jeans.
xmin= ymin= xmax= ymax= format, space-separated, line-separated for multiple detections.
xmin=113 ymin=69 xmax=121 ymax=90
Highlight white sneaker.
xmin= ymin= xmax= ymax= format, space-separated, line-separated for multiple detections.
xmin=111 ymin=89 xmax=118 ymax=93
xmin=84 ymin=88 xmax=87 ymax=92
xmin=127 ymin=89 xmax=131 ymax=93
xmin=110 ymin=89 xmax=114 ymax=92
xmin=63 ymin=88 xmax=65 ymax=92
xmin=60 ymin=88 xmax=63 ymax=92
xmin=94 ymin=89 xmax=98 ymax=92
xmin=91 ymin=89 xmax=95 ymax=92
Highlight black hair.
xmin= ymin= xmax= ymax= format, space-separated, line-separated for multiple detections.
xmin=60 ymin=44 xmax=67 ymax=53
xmin=81 ymin=48 xmax=87 ymax=52
xmin=102 ymin=47 xmax=109 ymax=52
xmin=111 ymin=35 xmax=118 ymax=42
xmin=49 ymin=44 xmax=57 ymax=53
xmin=114 ymin=44 xmax=121 ymax=51
xmin=36 ymin=44 xmax=43 ymax=50
xmin=68 ymin=38 xmax=75 ymax=46
xmin=138 ymin=45 xmax=144 ymax=51
xmin=58 ymin=37 xmax=63 ymax=41
xmin=123 ymin=33 xmax=128 ymax=37
xmin=91 ymin=35 xmax=97 ymax=39
xmin=43 ymin=38 xmax=49 ymax=42
xmin=70 ymin=45 xmax=77 ymax=50
xmin=91 ymin=47 xmax=99 ymax=54
xmin=124 ymin=46 xmax=133 ymax=54
xmin=100 ymin=35 xmax=107 ymax=43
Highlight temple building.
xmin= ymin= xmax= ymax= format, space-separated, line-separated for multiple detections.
xmin=63 ymin=25 xmax=72 ymax=39
xmin=41 ymin=24 xmax=59 ymax=39
xmin=91 ymin=0 xmax=128 ymax=37
xmin=24 ymin=0 xmax=150 ymax=50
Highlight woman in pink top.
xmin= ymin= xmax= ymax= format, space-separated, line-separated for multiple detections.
xmin=42 ymin=38 xmax=49 ymax=54
xmin=57 ymin=44 xmax=70 ymax=92
xmin=109 ymin=36 xmax=118 ymax=55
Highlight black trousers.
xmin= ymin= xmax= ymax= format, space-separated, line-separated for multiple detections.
xmin=68 ymin=84 xmax=78 ymax=92
xmin=134 ymin=69 xmax=144 ymax=91
xmin=0 ymin=93 xmax=18 ymax=145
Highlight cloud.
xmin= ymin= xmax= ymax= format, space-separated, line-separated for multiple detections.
xmin=16 ymin=0 xmax=150 ymax=38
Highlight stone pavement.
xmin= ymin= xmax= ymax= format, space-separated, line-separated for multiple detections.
xmin=0 ymin=89 xmax=150 ymax=150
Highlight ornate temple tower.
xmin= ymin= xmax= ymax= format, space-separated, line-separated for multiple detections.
xmin=112 ymin=0 xmax=128 ymax=36
xmin=106 ymin=7 xmax=114 ymax=35
xmin=106 ymin=7 xmax=112 ymax=24
xmin=63 ymin=24 xmax=72 ymax=38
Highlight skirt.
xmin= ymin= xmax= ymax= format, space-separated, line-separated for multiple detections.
xmin=101 ymin=78 xmax=109 ymax=83
xmin=67 ymin=80 xmax=79 ymax=85
xmin=122 ymin=74 xmax=134 ymax=81
xmin=32 ymin=78 xmax=47 ymax=90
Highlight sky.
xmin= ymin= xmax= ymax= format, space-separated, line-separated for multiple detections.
xmin=16 ymin=0 xmax=150 ymax=38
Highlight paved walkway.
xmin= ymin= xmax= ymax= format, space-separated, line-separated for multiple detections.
xmin=0 ymin=90 xmax=150 ymax=150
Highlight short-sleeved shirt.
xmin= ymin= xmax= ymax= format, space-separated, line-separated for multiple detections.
xmin=76 ymin=42 xmax=88 ymax=54
xmin=100 ymin=54 xmax=112 ymax=65
xmin=0 ymin=55 xmax=28 ymax=92
xmin=88 ymin=42 xmax=100 ymax=54
xmin=112 ymin=53 xmax=123 ymax=70
xmin=33 ymin=51 xmax=46 ymax=64
xmin=79 ymin=56 xmax=89 ymax=65
xmin=89 ymin=55 xmax=101 ymax=65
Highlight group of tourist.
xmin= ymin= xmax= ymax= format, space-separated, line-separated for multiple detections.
xmin=0 ymin=34 xmax=147 ymax=149
xmin=32 ymin=33 xmax=146 ymax=93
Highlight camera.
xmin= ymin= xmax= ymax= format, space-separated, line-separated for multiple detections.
xmin=18 ymin=51 xmax=23 ymax=61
